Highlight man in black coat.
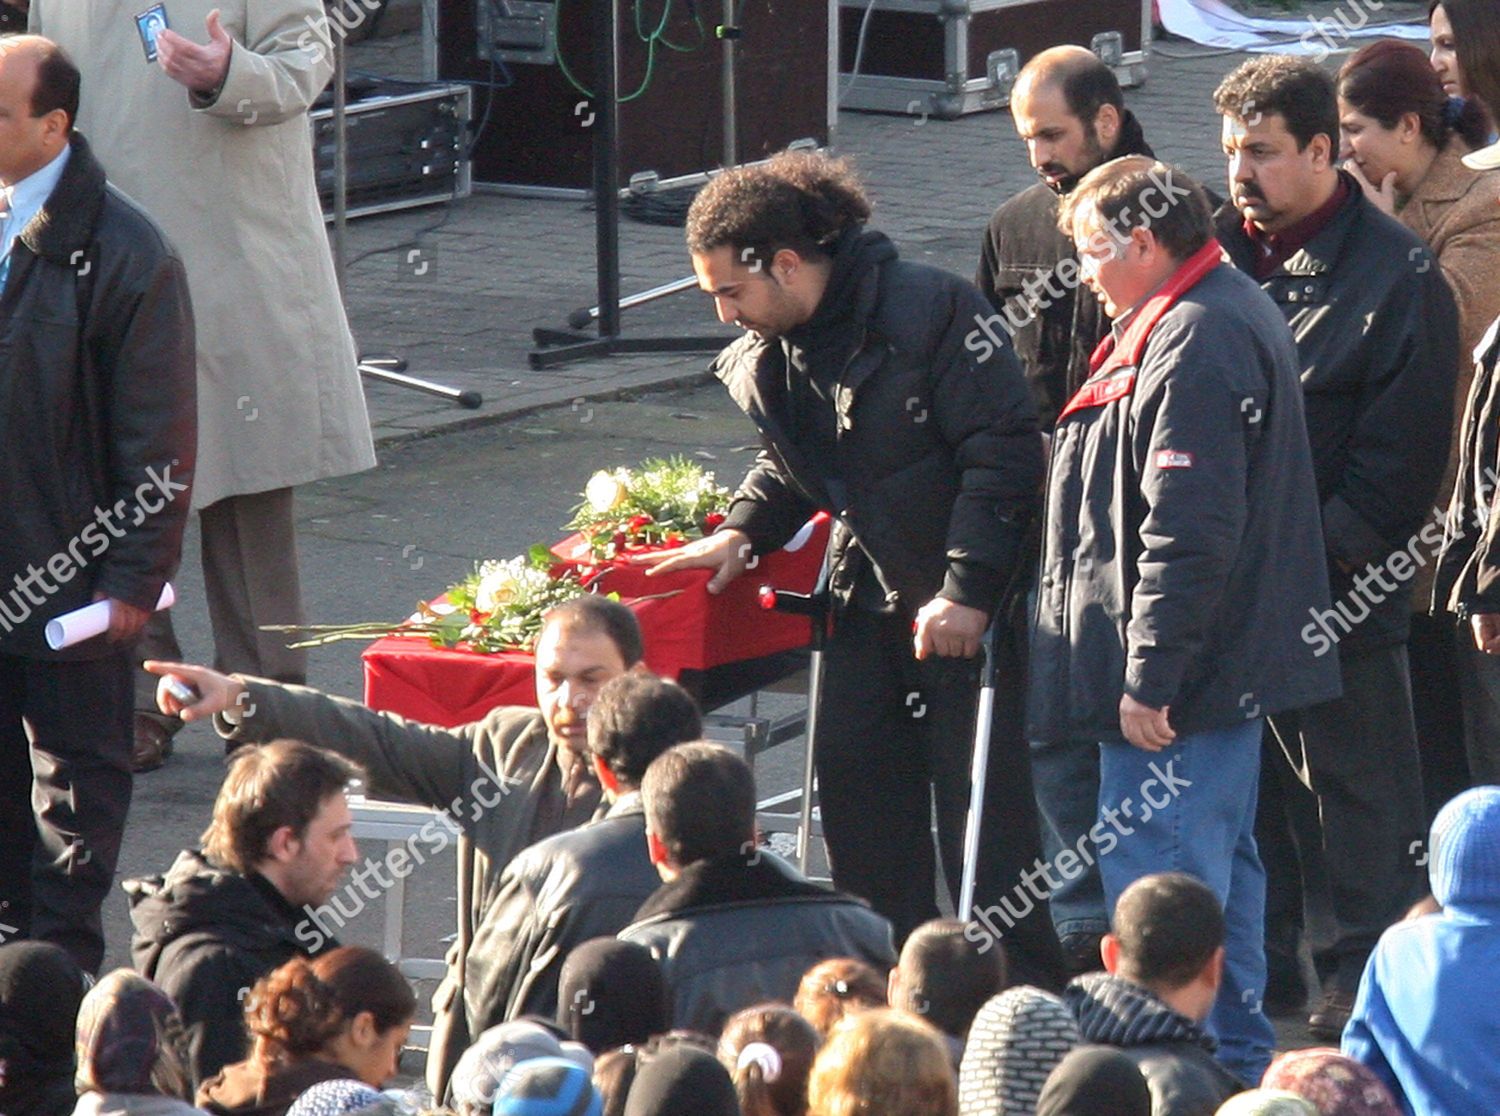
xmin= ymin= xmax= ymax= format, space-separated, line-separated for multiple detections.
xmin=0 ymin=35 xmax=194 ymax=974
xmin=975 ymin=46 xmax=1159 ymax=973
xmin=462 ymin=673 xmax=702 ymax=1033
xmin=1028 ymin=155 xmax=1337 ymax=1083
xmin=620 ymin=743 xmax=895 ymax=1035
xmin=1213 ymin=56 xmax=1460 ymax=1039
xmin=637 ymin=151 xmax=1063 ymax=986
xmin=126 ymin=740 xmax=360 ymax=1086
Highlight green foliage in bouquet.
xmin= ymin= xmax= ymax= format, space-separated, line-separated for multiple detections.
xmin=443 ymin=547 xmax=594 ymax=652
xmin=566 ymin=455 xmax=731 ymax=559
xmin=268 ymin=546 xmax=594 ymax=654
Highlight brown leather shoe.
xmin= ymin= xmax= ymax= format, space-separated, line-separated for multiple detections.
xmin=131 ymin=716 xmax=175 ymax=774
xmin=1307 ymin=988 xmax=1356 ymax=1040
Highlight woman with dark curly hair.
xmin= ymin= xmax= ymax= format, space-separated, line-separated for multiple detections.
xmin=197 ymin=948 xmax=415 ymax=1116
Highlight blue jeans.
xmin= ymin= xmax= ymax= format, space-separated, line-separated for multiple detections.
xmin=1030 ymin=736 xmax=1109 ymax=941
xmin=1098 ymin=718 xmax=1274 ymax=1086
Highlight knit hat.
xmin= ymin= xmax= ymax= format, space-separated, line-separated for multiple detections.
xmin=622 ymin=1045 xmax=739 ymax=1116
xmin=556 ymin=939 xmax=668 ymax=1055
xmin=494 ymin=1057 xmax=602 ymax=1116
xmin=1428 ymin=786 xmax=1500 ymax=907
xmin=285 ymin=1080 xmax=380 ymax=1116
xmin=1035 ymin=1046 xmax=1151 ymax=1116
xmin=0 ymin=942 xmax=85 ymax=1116
xmin=1262 ymin=1048 xmax=1402 ymax=1116
xmin=451 ymin=1021 xmax=593 ymax=1116
xmin=958 ymin=986 xmax=1081 ymax=1116
xmin=74 ymin=970 xmax=193 ymax=1100
xmin=1216 ymin=1090 xmax=1320 ymax=1116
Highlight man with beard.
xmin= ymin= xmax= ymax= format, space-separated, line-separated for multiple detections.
xmin=143 ymin=595 xmax=644 ymax=1099
xmin=976 ymin=45 xmax=1155 ymax=428
xmin=974 ymin=45 xmax=1156 ymax=975
xmin=1214 ymin=56 xmax=1458 ymax=1040
xmin=636 ymin=151 xmax=1065 ymax=988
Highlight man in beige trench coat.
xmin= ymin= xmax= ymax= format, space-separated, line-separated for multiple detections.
xmin=29 ymin=1 xmax=377 ymax=770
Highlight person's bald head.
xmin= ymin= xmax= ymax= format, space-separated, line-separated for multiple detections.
xmin=1011 ymin=45 xmax=1127 ymax=192
xmin=0 ymin=35 xmax=76 ymax=185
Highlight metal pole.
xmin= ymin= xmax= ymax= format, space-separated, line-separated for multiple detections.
xmin=796 ymin=643 xmax=824 ymax=873
xmin=332 ymin=25 xmax=349 ymax=297
xmin=594 ymin=0 xmax=622 ymax=338
xmin=722 ymin=0 xmax=737 ymax=168
xmin=958 ymin=627 xmax=1000 ymax=919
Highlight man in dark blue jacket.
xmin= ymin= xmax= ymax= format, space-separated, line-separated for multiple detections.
xmin=1214 ymin=56 xmax=1460 ymax=1040
xmin=1030 ymin=155 xmax=1339 ymax=1084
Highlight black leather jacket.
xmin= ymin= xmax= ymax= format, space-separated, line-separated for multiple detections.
xmin=1217 ymin=180 xmax=1460 ymax=653
xmin=0 ymin=133 xmax=195 ymax=658
xmin=620 ymin=853 xmax=896 ymax=1036
xmin=1066 ymin=974 xmax=1249 ymax=1110
xmin=463 ymin=793 xmax=662 ymax=1033
xmin=716 ymin=226 xmax=1043 ymax=621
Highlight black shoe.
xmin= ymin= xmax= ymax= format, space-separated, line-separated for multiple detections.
xmin=1060 ymin=931 xmax=1105 ymax=976
xmin=1263 ymin=955 xmax=1309 ymax=1018
xmin=1307 ymin=988 xmax=1355 ymax=1040
xmin=131 ymin=715 xmax=175 ymax=774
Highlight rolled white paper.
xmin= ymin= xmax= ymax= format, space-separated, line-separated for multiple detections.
xmin=45 ymin=583 xmax=176 ymax=650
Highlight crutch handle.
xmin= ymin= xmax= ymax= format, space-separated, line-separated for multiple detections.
xmin=758 ymin=587 xmax=827 ymax=617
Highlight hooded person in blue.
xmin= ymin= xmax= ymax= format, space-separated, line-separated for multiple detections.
xmin=1343 ymin=785 xmax=1500 ymax=1114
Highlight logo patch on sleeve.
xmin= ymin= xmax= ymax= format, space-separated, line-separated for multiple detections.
xmin=1154 ymin=450 xmax=1195 ymax=469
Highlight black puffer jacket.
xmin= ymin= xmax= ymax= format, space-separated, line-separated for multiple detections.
xmin=716 ymin=226 xmax=1043 ymax=621
xmin=975 ymin=111 xmax=1155 ymax=428
xmin=0 ymin=132 xmax=195 ymax=658
xmin=463 ymin=793 xmax=662 ymax=1032
xmin=125 ymin=850 xmax=337 ymax=1087
xmin=619 ymin=852 xmax=895 ymax=1036
xmin=1065 ymin=973 xmax=1245 ymax=1113
xmin=1216 ymin=180 xmax=1460 ymax=654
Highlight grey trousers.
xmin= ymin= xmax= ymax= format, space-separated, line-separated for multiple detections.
xmin=135 ymin=487 xmax=307 ymax=727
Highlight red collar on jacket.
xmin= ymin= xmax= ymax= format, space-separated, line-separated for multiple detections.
xmin=1057 ymin=239 xmax=1225 ymax=422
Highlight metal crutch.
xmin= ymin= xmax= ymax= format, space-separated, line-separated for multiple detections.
xmin=958 ymin=624 xmax=1001 ymax=920
xmin=758 ymin=566 xmax=832 ymax=874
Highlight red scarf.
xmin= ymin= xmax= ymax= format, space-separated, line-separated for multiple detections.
xmin=1057 ymin=239 xmax=1226 ymax=422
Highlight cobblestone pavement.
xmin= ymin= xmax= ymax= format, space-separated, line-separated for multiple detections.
xmin=341 ymin=2 xmax=1427 ymax=441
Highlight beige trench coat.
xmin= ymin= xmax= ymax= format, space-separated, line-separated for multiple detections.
xmin=31 ymin=0 xmax=376 ymax=508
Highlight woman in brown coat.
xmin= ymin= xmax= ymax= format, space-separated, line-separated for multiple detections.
xmin=1339 ymin=39 xmax=1500 ymax=818
xmin=197 ymin=948 xmax=415 ymax=1116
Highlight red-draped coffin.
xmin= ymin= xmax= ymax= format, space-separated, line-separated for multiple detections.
xmin=362 ymin=515 xmax=829 ymax=726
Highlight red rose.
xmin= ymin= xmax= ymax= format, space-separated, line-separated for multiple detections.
xmin=664 ymin=534 xmax=686 ymax=548
xmin=703 ymin=512 xmax=726 ymax=531
xmin=611 ymin=531 xmax=628 ymax=551
xmin=627 ymin=513 xmax=654 ymax=531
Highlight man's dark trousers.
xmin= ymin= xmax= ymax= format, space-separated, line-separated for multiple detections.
xmin=817 ymin=605 xmax=1064 ymax=987
xmin=1266 ymin=643 xmax=1427 ymax=994
xmin=0 ymin=648 xmax=133 ymax=973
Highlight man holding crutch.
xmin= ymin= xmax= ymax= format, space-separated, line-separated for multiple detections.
xmin=636 ymin=151 xmax=1064 ymax=985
